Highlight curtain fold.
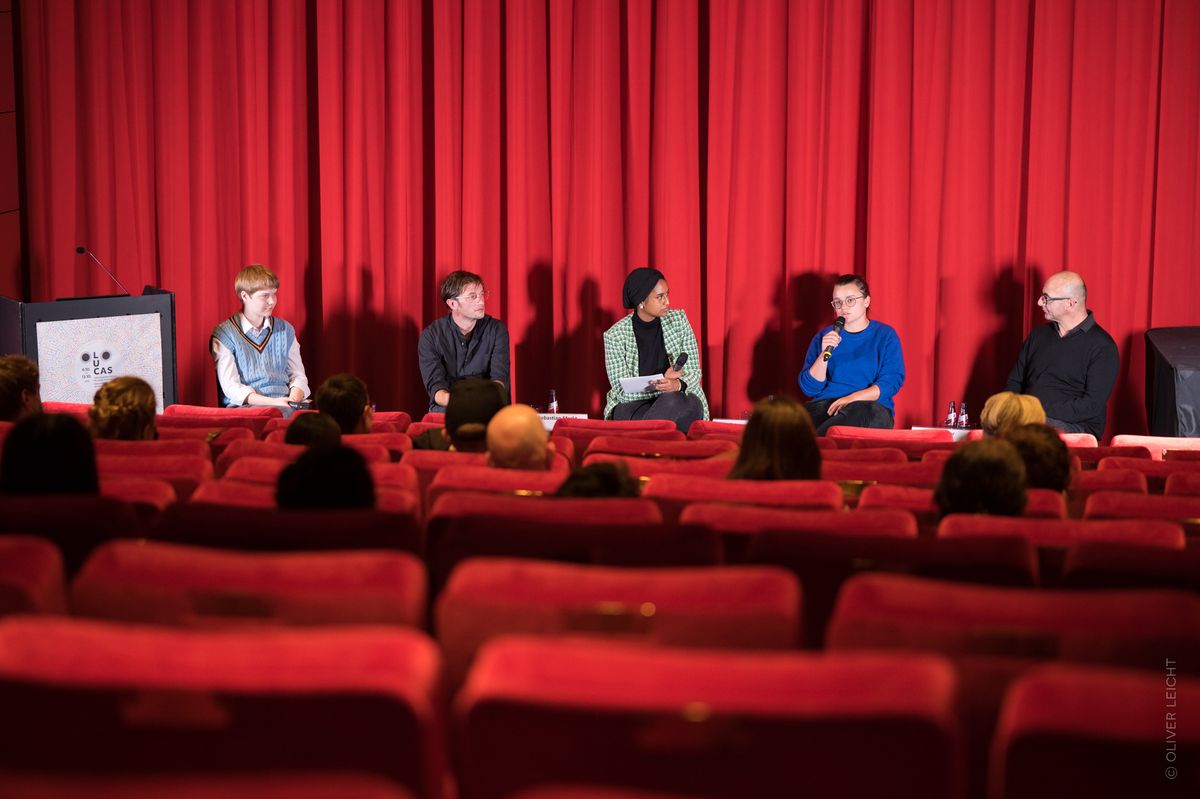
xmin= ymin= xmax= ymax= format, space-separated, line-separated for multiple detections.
xmin=15 ymin=0 xmax=1199 ymax=432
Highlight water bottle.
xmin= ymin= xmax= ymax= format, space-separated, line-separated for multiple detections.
xmin=957 ymin=401 xmax=970 ymax=429
xmin=944 ymin=401 xmax=958 ymax=428
xmin=547 ymin=389 xmax=558 ymax=415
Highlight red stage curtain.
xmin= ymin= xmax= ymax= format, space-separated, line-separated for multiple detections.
xmin=14 ymin=0 xmax=1200 ymax=433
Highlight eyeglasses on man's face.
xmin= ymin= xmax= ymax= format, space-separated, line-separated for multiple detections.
xmin=830 ymin=295 xmax=864 ymax=310
xmin=1038 ymin=293 xmax=1071 ymax=305
xmin=456 ymin=290 xmax=490 ymax=303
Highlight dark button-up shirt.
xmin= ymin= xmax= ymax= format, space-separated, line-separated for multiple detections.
xmin=417 ymin=314 xmax=511 ymax=411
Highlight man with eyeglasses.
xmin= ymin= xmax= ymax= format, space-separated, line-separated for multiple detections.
xmin=799 ymin=274 xmax=905 ymax=435
xmin=1005 ymin=270 xmax=1118 ymax=438
xmin=418 ymin=270 xmax=511 ymax=413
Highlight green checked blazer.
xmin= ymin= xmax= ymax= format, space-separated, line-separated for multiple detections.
xmin=603 ymin=308 xmax=710 ymax=421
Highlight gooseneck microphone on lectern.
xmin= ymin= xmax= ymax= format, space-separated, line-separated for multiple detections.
xmin=76 ymin=246 xmax=132 ymax=296
xmin=822 ymin=316 xmax=846 ymax=362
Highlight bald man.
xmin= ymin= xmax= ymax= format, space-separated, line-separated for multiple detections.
xmin=486 ymin=404 xmax=555 ymax=471
xmin=1005 ymin=271 xmax=1119 ymax=438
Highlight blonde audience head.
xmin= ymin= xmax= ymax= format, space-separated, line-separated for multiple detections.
xmin=88 ymin=376 xmax=157 ymax=441
xmin=980 ymin=391 xmax=1045 ymax=438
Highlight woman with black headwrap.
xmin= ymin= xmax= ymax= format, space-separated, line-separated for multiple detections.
xmin=601 ymin=268 xmax=708 ymax=433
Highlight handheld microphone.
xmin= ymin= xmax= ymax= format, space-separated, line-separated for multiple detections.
xmin=670 ymin=352 xmax=688 ymax=372
xmin=76 ymin=246 xmax=132 ymax=296
xmin=821 ymin=316 xmax=846 ymax=362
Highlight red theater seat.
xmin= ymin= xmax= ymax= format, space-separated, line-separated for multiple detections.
xmin=97 ymin=453 xmax=213 ymax=501
xmin=857 ymin=484 xmax=941 ymax=534
xmin=686 ymin=419 xmax=745 ymax=441
xmin=150 ymin=502 xmax=422 ymax=555
xmin=1166 ymin=472 xmax=1200 ymax=497
xmin=160 ymin=404 xmax=282 ymax=437
xmin=821 ymin=460 xmax=944 ymax=488
xmin=1111 ymin=434 xmax=1200 ymax=460
xmin=824 ymin=447 xmax=908 ymax=463
xmin=550 ymin=419 xmax=684 ymax=461
xmin=156 ymin=425 xmax=254 ymax=459
xmin=400 ymin=450 xmax=490 ymax=507
xmin=0 ymin=536 xmax=66 ymax=615
xmin=373 ymin=411 xmax=413 ymax=430
xmin=642 ymin=473 xmax=843 ymax=524
xmin=93 ymin=437 xmax=211 ymax=461
xmin=1098 ymin=456 xmax=1200 ymax=493
xmin=428 ymin=466 xmax=567 ymax=509
xmin=262 ymin=411 xmax=316 ymax=435
xmin=344 ymin=433 xmax=414 ymax=460
xmin=437 ymin=558 xmax=800 ymax=686
xmin=426 ymin=492 xmax=712 ymax=592
xmin=579 ymin=453 xmax=733 ymax=481
xmin=0 ymin=773 xmax=417 ymax=799
xmin=1083 ymin=491 xmax=1200 ymax=537
xmin=455 ymin=637 xmax=962 ymax=799
xmin=72 ymin=541 xmax=426 ymax=628
xmin=99 ymin=476 xmax=177 ymax=519
xmin=938 ymin=515 xmax=1184 ymax=551
xmin=828 ymin=572 xmax=1200 ymax=672
xmin=826 ymin=426 xmax=955 ymax=442
xmin=583 ymin=436 xmax=737 ymax=460
xmin=405 ymin=421 xmax=444 ymax=439
xmin=991 ymin=663 xmax=1200 ymax=799
xmin=1067 ymin=469 xmax=1147 ymax=517
xmin=1071 ymin=445 xmax=1153 ymax=469
xmin=215 ymin=439 xmax=305 ymax=477
xmin=0 ymin=495 xmax=143 ymax=576
xmin=1024 ymin=488 xmax=1067 ymax=519
xmin=1061 ymin=541 xmax=1200 ymax=592
xmin=0 ymin=618 xmax=444 ymax=799
xmin=40 ymin=402 xmax=90 ymax=422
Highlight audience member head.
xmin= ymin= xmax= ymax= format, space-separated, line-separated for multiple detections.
xmin=486 ymin=404 xmax=554 ymax=471
xmin=727 ymin=396 xmax=822 ymax=481
xmin=234 ymin=263 xmax=280 ymax=298
xmin=934 ymin=439 xmax=1027 ymax=519
xmin=1005 ymin=422 xmax=1072 ymax=492
xmin=0 ymin=355 xmax=42 ymax=422
xmin=980 ymin=391 xmax=1046 ymax=438
xmin=315 ymin=373 xmax=373 ymax=434
xmin=283 ymin=411 xmax=343 ymax=448
xmin=88 ymin=376 xmax=157 ymax=441
xmin=555 ymin=462 xmax=640 ymax=498
xmin=275 ymin=444 xmax=376 ymax=509
xmin=0 ymin=413 xmax=99 ymax=495
xmin=444 ymin=378 xmax=509 ymax=452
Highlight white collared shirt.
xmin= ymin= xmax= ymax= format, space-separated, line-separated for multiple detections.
xmin=210 ymin=314 xmax=310 ymax=406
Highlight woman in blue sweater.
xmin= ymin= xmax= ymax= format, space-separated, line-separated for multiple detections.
xmin=799 ymin=274 xmax=905 ymax=435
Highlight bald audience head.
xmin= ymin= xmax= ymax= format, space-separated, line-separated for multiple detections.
xmin=486 ymin=403 xmax=554 ymax=471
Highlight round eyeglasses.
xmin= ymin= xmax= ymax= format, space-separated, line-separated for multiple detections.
xmin=830 ymin=295 xmax=863 ymax=311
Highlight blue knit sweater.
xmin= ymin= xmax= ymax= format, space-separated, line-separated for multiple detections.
xmin=798 ymin=320 xmax=906 ymax=412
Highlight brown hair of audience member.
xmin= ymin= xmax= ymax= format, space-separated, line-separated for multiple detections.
xmin=555 ymin=461 xmax=640 ymax=498
xmin=934 ymin=438 xmax=1027 ymax=519
xmin=0 ymin=354 xmax=42 ymax=422
xmin=88 ymin=376 xmax=157 ymax=441
xmin=486 ymin=404 xmax=554 ymax=471
xmin=439 ymin=270 xmax=486 ymax=305
xmin=276 ymin=444 xmax=376 ymax=509
xmin=234 ymin=264 xmax=281 ymax=297
xmin=980 ymin=391 xmax=1046 ymax=438
xmin=284 ymin=411 xmax=342 ymax=448
xmin=315 ymin=373 xmax=373 ymax=434
xmin=727 ymin=395 xmax=822 ymax=481
xmin=1004 ymin=422 xmax=1072 ymax=492
xmin=0 ymin=413 xmax=99 ymax=495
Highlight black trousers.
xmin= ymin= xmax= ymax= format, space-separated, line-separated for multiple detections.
xmin=806 ymin=398 xmax=894 ymax=436
xmin=611 ymin=392 xmax=705 ymax=434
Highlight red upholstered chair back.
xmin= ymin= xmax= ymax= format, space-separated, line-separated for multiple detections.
xmin=1166 ymin=471 xmax=1200 ymax=497
xmin=686 ymin=419 xmax=746 ymax=441
xmin=1023 ymin=488 xmax=1066 ymax=519
xmin=1111 ymin=434 xmax=1200 ymax=460
xmin=222 ymin=456 xmax=291 ymax=485
xmin=93 ymin=438 xmax=211 ymax=461
xmin=857 ymin=484 xmax=940 ymax=535
xmin=97 ymin=454 xmax=213 ymax=501
xmin=821 ymin=460 xmax=944 ymax=488
xmin=151 ymin=502 xmax=422 ymax=555
xmin=421 ymin=412 xmax=445 ymax=423
xmin=344 ymin=432 xmax=414 ymax=460
xmin=583 ymin=436 xmax=737 ymax=461
xmin=0 ymin=617 xmax=444 ymax=798
xmin=1084 ymin=491 xmax=1200 ymax=537
xmin=160 ymin=404 xmax=282 ymax=437
xmin=156 ymin=426 xmax=254 ymax=460
xmin=1058 ymin=432 xmax=1099 ymax=447
xmin=99 ymin=476 xmax=177 ymax=521
xmin=455 ymin=637 xmax=963 ymax=799
xmin=991 ymin=664 xmax=1200 ymax=799
xmin=405 ymin=421 xmax=444 ymax=439
xmin=1167 ymin=449 xmax=1200 ymax=461
xmin=1060 ymin=541 xmax=1200 ymax=591
xmin=642 ymin=473 xmax=843 ymax=524
xmin=550 ymin=419 xmax=684 ymax=460
xmin=0 ymin=773 xmax=418 ymax=799
xmin=1067 ymin=469 xmax=1148 ymax=518
xmin=938 ymin=514 xmax=1185 ymax=551
xmin=372 ymin=411 xmax=413 ymax=431
xmin=190 ymin=479 xmax=277 ymax=508
xmin=826 ymin=426 xmax=955 ymax=442
xmin=262 ymin=410 xmax=316 ymax=435
xmin=72 ymin=540 xmax=427 ymax=629
xmin=0 ymin=535 xmax=66 ymax=615
xmin=428 ymin=466 xmax=567 ymax=509
xmin=400 ymin=450 xmax=490 ymax=509
xmin=40 ymin=401 xmax=91 ymax=422
xmin=436 ymin=558 xmax=801 ymax=688
xmin=824 ymin=447 xmax=907 ymax=464
xmin=1098 ymin=455 xmax=1200 ymax=493
xmin=828 ymin=572 xmax=1200 ymax=672
xmin=426 ymin=491 xmax=712 ymax=593
xmin=1072 ymin=445 xmax=1153 ymax=469
xmin=580 ymin=453 xmax=733 ymax=482
xmin=215 ymin=439 xmax=305 ymax=477
xmin=0 ymin=495 xmax=143 ymax=576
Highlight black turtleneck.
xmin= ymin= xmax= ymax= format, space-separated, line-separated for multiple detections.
xmin=632 ymin=313 xmax=669 ymax=377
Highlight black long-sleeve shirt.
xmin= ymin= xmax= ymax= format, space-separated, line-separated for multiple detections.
xmin=1005 ymin=311 xmax=1119 ymax=438
xmin=417 ymin=315 xmax=511 ymax=411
